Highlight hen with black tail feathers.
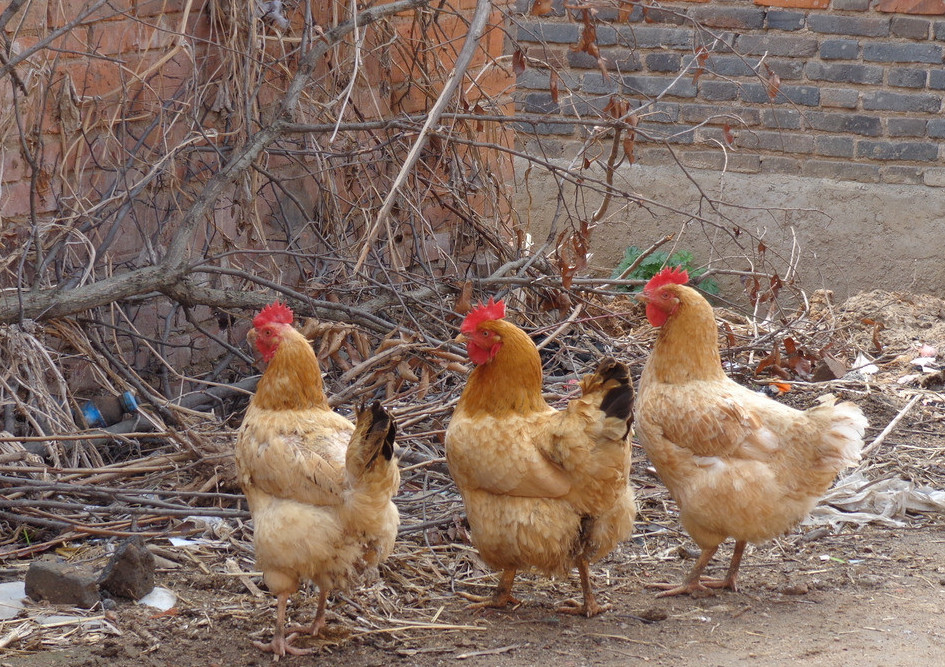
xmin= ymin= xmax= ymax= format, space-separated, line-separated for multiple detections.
xmin=445 ymin=298 xmax=636 ymax=617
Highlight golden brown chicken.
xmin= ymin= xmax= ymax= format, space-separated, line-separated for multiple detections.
xmin=235 ymin=302 xmax=400 ymax=656
xmin=636 ymin=268 xmax=866 ymax=597
xmin=445 ymin=298 xmax=635 ymax=616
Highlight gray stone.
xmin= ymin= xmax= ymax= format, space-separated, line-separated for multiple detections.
xmin=25 ymin=561 xmax=100 ymax=609
xmin=98 ymin=537 xmax=155 ymax=601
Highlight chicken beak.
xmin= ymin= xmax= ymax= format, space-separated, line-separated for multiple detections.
xmin=635 ymin=292 xmax=650 ymax=304
xmin=454 ymin=333 xmax=467 ymax=344
xmin=246 ymin=329 xmax=257 ymax=346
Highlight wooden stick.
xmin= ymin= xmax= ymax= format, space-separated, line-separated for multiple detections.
xmin=860 ymin=393 xmax=922 ymax=459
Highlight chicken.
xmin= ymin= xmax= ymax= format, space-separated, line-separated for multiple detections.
xmin=235 ymin=302 xmax=400 ymax=656
xmin=635 ymin=268 xmax=867 ymax=597
xmin=445 ymin=298 xmax=635 ymax=616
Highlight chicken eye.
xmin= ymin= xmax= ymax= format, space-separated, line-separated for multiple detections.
xmin=481 ymin=331 xmax=491 ymax=338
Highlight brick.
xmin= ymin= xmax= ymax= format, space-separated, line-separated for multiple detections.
xmin=516 ymin=20 xmax=579 ymax=44
xmin=582 ymin=24 xmax=613 ymax=47
xmin=651 ymin=102 xmax=681 ymax=123
xmin=878 ymin=0 xmax=945 ymax=15
xmin=807 ymin=15 xmax=890 ymax=37
xmin=762 ymin=108 xmax=802 ymax=129
xmin=737 ymin=129 xmax=814 ymax=153
xmin=515 ymin=119 xmax=575 ymax=135
xmin=518 ymin=68 xmax=579 ymax=91
xmin=924 ymin=168 xmax=945 ymax=188
xmin=623 ymin=74 xmax=697 ymax=98
xmin=639 ymin=122 xmax=694 ymax=144
xmin=887 ymin=118 xmax=928 ymax=136
xmin=936 ymin=21 xmax=945 ymax=41
xmin=775 ymin=84 xmax=821 ymax=106
xmin=805 ymin=62 xmax=884 ymax=85
xmin=927 ymin=118 xmax=945 ymax=137
xmin=814 ymin=136 xmax=856 ymax=158
xmin=523 ymin=92 xmax=559 ymax=114
xmin=132 ymin=0 xmax=189 ymax=18
xmin=801 ymin=160 xmax=880 ymax=183
xmin=755 ymin=0 xmax=828 ymax=7
xmin=820 ymin=39 xmax=860 ymax=61
xmin=618 ymin=26 xmax=693 ymax=49
xmin=689 ymin=7 xmax=765 ymax=30
xmin=680 ymin=103 xmax=760 ymax=125
xmin=807 ymin=112 xmax=882 ymax=136
xmin=680 ymin=150 xmax=727 ymax=171
xmin=564 ymin=95 xmax=609 ymax=117
xmin=1 ymin=150 xmax=25 ymax=183
xmin=582 ymin=72 xmax=621 ymax=95
xmin=608 ymin=49 xmax=644 ymax=73
xmin=707 ymin=55 xmax=755 ymax=78
xmin=820 ymin=87 xmax=860 ymax=108
xmin=645 ymin=53 xmax=681 ymax=72
xmin=766 ymin=11 xmax=805 ymax=31
xmin=883 ymin=165 xmax=924 ymax=185
xmin=635 ymin=6 xmax=688 ymax=25
xmin=726 ymin=153 xmax=763 ymax=174
xmin=832 ymin=0 xmax=872 ymax=9
xmin=862 ymin=43 xmax=943 ymax=64
xmin=700 ymin=80 xmax=739 ymax=101
xmin=862 ymin=90 xmax=941 ymax=112
xmin=857 ymin=140 xmax=939 ymax=161
xmin=888 ymin=68 xmax=928 ymax=88
xmin=735 ymin=35 xmax=818 ymax=57
xmin=931 ymin=70 xmax=945 ymax=90
xmin=891 ymin=16 xmax=932 ymax=39
xmin=760 ymin=155 xmax=802 ymax=174
xmin=767 ymin=59 xmax=804 ymax=81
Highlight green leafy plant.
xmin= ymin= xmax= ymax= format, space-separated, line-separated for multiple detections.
xmin=611 ymin=246 xmax=720 ymax=294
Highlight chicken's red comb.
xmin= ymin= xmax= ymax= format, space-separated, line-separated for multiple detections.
xmin=460 ymin=297 xmax=506 ymax=332
xmin=644 ymin=266 xmax=689 ymax=292
xmin=253 ymin=301 xmax=294 ymax=328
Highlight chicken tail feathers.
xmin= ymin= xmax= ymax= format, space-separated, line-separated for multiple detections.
xmin=347 ymin=401 xmax=397 ymax=478
xmin=815 ymin=396 xmax=867 ymax=470
xmin=583 ymin=357 xmax=635 ymax=440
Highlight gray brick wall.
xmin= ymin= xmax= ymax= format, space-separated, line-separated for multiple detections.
xmin=513 ymin=3 xmax=945 ymax=186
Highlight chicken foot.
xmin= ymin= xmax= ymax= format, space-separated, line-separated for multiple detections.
xmin=459 ymin=569 xmax=521 ymax=609
xmin=557 ymin=557 xmax=611 ymax=617
xmin=650 ymin=541 xmax=746 ymax=598
xmin=253 ymin=591 xmax=314 ymax=658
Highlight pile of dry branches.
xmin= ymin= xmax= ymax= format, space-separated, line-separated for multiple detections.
xmin=0 ymin=0 xmax=897 ymax=560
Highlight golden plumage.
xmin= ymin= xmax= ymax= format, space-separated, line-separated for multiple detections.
xmin=446 ymin=313 xmax=635 ymax=616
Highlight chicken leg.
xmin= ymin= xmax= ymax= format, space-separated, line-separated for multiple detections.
xmin=650 ymin=541 xmax=746 ymax=598
xmin=557 ymin=557 xmax=611 ymax=617
xmin=285 ymin=587 xmax=329 ymax=637
xmin=460 ymin=569 xmax=521 ymax=609
xmin=252 ymin=591 xmax=314 ymax=657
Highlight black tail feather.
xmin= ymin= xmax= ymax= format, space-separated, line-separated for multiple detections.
xmin=596 ymin=357 xmax=634 ymax=429
xmin=364 ymin=400 xmax=396 ymax=463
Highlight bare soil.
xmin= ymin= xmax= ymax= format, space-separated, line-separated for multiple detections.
xmin=2 ymin=522 xmax=944 ymax=666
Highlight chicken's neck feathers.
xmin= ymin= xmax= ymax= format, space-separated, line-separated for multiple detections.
xmin=253 ymin=331 xmax=331 ymax=411
xmin=458 ymin=322 xmax=547 ymax=417
xmin=645 ymin=285 xmax=726 ymax=384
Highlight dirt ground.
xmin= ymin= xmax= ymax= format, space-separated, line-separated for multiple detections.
xmin=2 ymin=522 xmax=944 ymax=666
xmin=1 ymin=289 xmax=943 ymax=666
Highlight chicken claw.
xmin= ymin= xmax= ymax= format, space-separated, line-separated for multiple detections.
xmin=556 ymin=597 xmax=612 ymax=617
xmin=459 ymin=569 xmax=520 ymax=610
xmin=650 ymin=542 xmax=743 ymax=598
xmin=556 ymin=558 xmax=610 ymax=616
xmin=252 ymin=632 xmax=313 ymax=658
